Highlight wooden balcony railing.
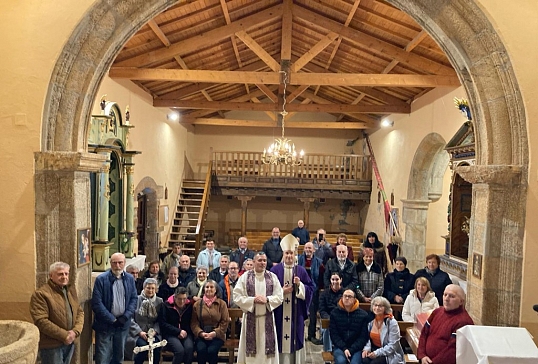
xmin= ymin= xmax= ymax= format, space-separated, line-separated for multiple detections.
xmin=212 ymin=151 xmax=372 ymax=181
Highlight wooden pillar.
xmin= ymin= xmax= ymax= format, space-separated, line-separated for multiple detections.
xmin=298 ymin=198 xmax=315 ymax=229
xmin=235 ymin=196 xmax=254 ymax=236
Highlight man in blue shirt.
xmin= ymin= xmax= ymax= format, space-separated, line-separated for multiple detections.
xmin=92 ymin=252 xmax=138 ymax=364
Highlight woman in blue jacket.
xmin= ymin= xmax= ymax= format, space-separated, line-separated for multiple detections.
xmin=361 ymin=296 xmax=405 ymax=364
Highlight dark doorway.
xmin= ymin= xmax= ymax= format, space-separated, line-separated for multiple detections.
xmin=137 ymin=193 xmax=148 ymax=256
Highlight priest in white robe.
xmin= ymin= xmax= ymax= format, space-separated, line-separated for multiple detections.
xmin=234 ymin=251 xmax=284 ymax=364
xmin=271 ymin=234 xmax=315 ymax=364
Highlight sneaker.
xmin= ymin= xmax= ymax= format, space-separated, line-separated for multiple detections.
xmin=308 ymin=336 xmax=323 ymax=345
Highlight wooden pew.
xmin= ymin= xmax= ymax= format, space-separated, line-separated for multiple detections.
xmin=222 ymin=308 xmax=244 ymax=364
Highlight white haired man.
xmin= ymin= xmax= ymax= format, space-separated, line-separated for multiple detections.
xmin=417 ymin=284 xmax=474 ymax=364
xmin=30 ymin=262 xmax=84 ymax=364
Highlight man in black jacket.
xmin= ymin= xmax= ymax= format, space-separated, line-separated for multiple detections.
xmin=324 ymin=244 xmax=358 ymax=291
xmin=329 ymin=289 xmax=370 ymax=364
xmin=262 ymin=227 xmax=283 ymax=267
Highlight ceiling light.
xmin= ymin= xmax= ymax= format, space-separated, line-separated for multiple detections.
xmin=381 ymin=119 xmax=394 ymax=128
xmin=261 ymin=71 xmax=304 ymax=166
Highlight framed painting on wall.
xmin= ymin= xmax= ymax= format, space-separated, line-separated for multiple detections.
xmin=78 ymin=228 xmax=91 ymax=267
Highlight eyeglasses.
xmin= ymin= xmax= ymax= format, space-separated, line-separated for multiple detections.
xmin=373 ymin=304 xmax=384 ymax=308
xmin=343 ymin=294 xmax=354 ymax=299
xmin=111 ymin=261 xmax=124 ymax=265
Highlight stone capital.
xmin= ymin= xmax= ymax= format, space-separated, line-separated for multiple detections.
xmin=35 ymin=151 xmax=108 ymax=173
xmin=401 ymin=199 xmax=431 ymax=210
xmin=455 ymin=165 xmax=522 ymax=186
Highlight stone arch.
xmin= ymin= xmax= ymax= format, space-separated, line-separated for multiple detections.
xmin=407 ymin=133 xmax=448 ymax=202
xmin=402 ymin=133 xmax=448 ymax=272
xmin=37 ymin=0 xmax=528 ymax=339
xmin=134 ymin=177 xmax=163 ymax=263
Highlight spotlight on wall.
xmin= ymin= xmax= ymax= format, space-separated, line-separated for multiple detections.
xmin=381 ymin=119 xmax=394 ymax=128
xmin=167 ymin=112 xmax=179 ymax=122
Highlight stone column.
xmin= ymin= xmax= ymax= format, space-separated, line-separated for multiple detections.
xmin=298 ymin=197 xmax=315 ymax=228
xmin=456 ymin=165 xmax=524 ymax=327
xmin=235 ymin=196 xmax=254 ymax=236
xmin=35 ymin=151 xmax=108 ymax=364
xmin=401 ymin=199 xmax=431 ymax=272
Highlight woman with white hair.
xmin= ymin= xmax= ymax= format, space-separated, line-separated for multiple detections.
xmin=126 ymin=277 xmax=164 ymax=364
xmin=187 ymin=266 xmax=209 ymax=302
xmin=361 ymin=296 xmax=405 ymax=364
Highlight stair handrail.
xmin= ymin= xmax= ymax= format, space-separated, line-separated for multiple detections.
xmin=195 ymin=160 xmax=213 ymax=255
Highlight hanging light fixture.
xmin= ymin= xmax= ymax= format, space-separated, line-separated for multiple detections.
xmin=262 ymin=71 xmax=304 ymax=166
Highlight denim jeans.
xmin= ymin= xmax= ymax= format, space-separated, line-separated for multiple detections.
xmin=134 ymin=336 xmax=161 ymax=364
xmin=39 ymin=343 xmax=74 ymax=364
xmin=165 ymin=335 xmax=194 ymax=364
xmin=321 ymin=328 xmax=332 ymax=352
xmin=333 ymin=348 xmax=362 ymax=364
xmin=195 ymin=337 xmax=224 ymax=364
xmin=94 ymin=327 xmax=129 ymax=364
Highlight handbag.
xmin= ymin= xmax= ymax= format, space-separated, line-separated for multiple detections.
xmin=199 ymin=301 xmax=214 ymax=334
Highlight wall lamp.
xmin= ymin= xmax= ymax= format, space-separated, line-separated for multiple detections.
xmin=167 ymin=112 xmax=179 ymax=122
xmin=381 ymin=119 xmax=394 ymax=128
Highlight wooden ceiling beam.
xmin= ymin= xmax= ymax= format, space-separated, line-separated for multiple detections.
xmin=293 ymin=5 xmax=455 ymax=76
xmin=255 ymin=84 xmax=278 ymax=103
xmin=153 ymin=99 xmax=409 ymax=113
xmin=110 ymin=68 xmax=459 ymax=87
xmin=183 ymin=86 xmax=279 ymax=119
xmin=186 ymin=118 xmax=370 ymax=129
xmin=235 ymin=30 xmax=280 ymax=72
xmin=291 ymin=32 xmax=339 ymax=72
xmin=281 ymin=0 xmax=293 ymax=60
xmin=147 ymin=20 xmax=171 ymax=47
xmin=115 ymin=4 xmax=283 ymax=67
xmin=157 ymin=60 xmax=270 ymax=100
xmin=286 ymin=85 xmax=309 ymax=103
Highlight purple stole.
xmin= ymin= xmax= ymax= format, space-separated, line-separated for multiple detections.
xmin=245 ymin=270 xmax=276 ymax=356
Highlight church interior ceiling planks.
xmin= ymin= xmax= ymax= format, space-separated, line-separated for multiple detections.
xmin=110 ymin=0 xmax=458 ymax=130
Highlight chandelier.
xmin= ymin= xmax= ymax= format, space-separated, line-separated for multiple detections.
xmin=262 ymin=71 xmax=304 ymax=166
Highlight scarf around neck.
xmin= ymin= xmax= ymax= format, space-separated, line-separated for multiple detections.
xmin=203 ymin=295 xmax=217 ymax=307
xmin=138 ymin=292 xmax=158 ymax=318
xmin=245 ymin=270 xmax=275 ymax=356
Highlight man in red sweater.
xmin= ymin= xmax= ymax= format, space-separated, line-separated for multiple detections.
xmin=418 ymin=284 xmax=473 ymax=364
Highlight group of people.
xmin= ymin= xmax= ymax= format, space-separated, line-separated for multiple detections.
xmin=29 ymin=224 xmax=473 ymax=364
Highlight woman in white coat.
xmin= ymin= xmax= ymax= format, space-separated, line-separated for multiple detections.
xmin=402 ymin=277 xmax=439 ymax=322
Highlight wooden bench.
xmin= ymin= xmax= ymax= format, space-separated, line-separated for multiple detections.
xmin=320 ymin=304 xmax=417 ymax=364
xmin=161 ymin=308 xmax=244 ymax=364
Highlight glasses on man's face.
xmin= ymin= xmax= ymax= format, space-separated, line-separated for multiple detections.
xmin=343 ymin=294 xmax=354 ymax=299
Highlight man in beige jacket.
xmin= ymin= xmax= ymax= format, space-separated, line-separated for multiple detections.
xmin=30 ymin=262 xmax=84 ymax=364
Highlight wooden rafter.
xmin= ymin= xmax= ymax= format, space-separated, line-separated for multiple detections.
xmin=235 ymin=30 xmax=280 ymax=72
xmin=184 ymin=118 xmax=370 ymax=129
xmin=153 ymin=99 xmax=410 ymax=114
xmin=281 ymin=0 xmax=293 ymax=60
xmin=116 ymin=4 xmax=283 ymax=67
xmin=293 ymin=5 xmax=455 ymax=76
xmin=110 ymin=68 xmax=460 ymax=87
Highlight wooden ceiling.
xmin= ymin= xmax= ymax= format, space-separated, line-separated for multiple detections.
xmin=110 ymin=0 xmax=458 ymax=130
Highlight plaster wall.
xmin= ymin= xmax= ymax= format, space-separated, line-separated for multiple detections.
xmin=191 ymin=125 xmax=362 ymax=178
xmin=206 ymin=195 xmax=365 ymax=246
xmin=0 ymin=0 xmax=93 ymax=320
xmin=474 ymin=0 xmax=538 ymax=339
xmin=363 ymin=87 xmax=463 ymax=255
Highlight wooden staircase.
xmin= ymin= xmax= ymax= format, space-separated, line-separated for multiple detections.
xmin=168 ymin=178 xmax=210 ymax=258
